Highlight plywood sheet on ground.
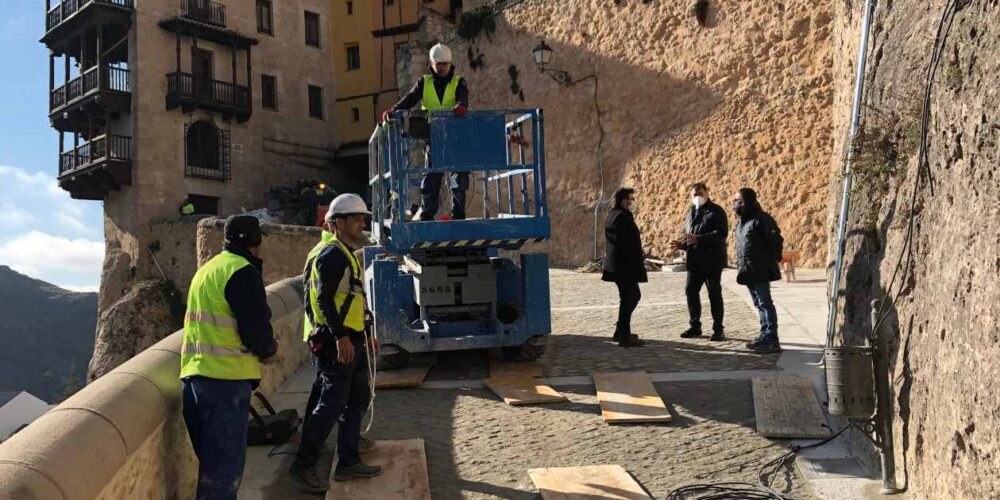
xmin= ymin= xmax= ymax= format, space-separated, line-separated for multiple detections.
xmin=488 ymin=358 xmax=542 ymax=378
xmin=484 ymin=377 xmax=567 ymax=405
xmin=528 ymin=465 xmax=652 ymax=499
xmin=593 ymin=372 xmax=671 ymax=424
xmin=752 ymin=376 xmax=831 ymax=439
xmin=374 ymin=364 xmax=432 ymax=389
xmin=326 ymin=439 xmax=431 ymax=500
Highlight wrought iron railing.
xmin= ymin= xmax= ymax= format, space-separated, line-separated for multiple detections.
xmin=59 ymin=134 xmax=132 ymax=175
xmin=50 ymin=65 xmax=131 ymax=112
xmin=46 ymin=0 xmax=135 ymax=32
xmin=182 ymin=0 xmax=226 ymax=27
xmin=166 ymin=72 xmax=249 ymax=111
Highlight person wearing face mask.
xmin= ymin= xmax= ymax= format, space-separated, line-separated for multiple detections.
xmin=602 ymin=187 xmax=647 ymax=347
xmin=731 ymin=188 xmax=784 ymax=354
xmin=670 ymin=183 xmax=729 ymax=341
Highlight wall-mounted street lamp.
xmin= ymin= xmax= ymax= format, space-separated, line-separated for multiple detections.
xmin=530 ymin=40 xmax=607 ymax=261
xmin=532 ymin=40 xmax=572 ymax=85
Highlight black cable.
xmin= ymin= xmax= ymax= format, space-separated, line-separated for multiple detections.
xmin=665 ymin=426 xmax=849 ymax=500
xmin=871 ymin=0 xmax=961 ymax=341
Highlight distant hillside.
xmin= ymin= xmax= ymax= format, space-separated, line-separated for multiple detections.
xmin=0 ymin=266 xmax=96 ymax=402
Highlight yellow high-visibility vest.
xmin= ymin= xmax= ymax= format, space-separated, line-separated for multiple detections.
xmin=304 ymin=235 xmax=365 ymax=341
xmin=420 ymin=73 xmax=460 ymax=111
xmin=180 ymin=251 xmax=261 ymax=380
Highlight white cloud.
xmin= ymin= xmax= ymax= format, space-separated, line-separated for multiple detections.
xmin=0 ymin=231 xmax=104 ymax=287
xmin=0 ymin=165 xmax=96 ymax=237
xmin=58 ymin=284 xmax=99 ymax=293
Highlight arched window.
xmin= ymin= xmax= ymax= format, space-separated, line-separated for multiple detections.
xmin=186 ymin=121 xmax=219 ymax=170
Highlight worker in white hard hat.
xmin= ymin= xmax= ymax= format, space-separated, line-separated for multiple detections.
xmin=290 ymin=193 xmax=382 ymax=493
xmin=382 ymin=42 xmax=470 ymax=221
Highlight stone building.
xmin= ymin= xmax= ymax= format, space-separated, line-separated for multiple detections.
xmin=40 ymin=0 xmax=351 ymax=378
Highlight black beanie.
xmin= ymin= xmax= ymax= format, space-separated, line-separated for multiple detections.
xmin=224 ymin=215 xmax=262 ymax=248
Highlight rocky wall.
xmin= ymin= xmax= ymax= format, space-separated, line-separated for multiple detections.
xmin=829 ymin=1 xmax=1000 ymax=498
xmin=430 ymin=0 xmax=833 ymax=267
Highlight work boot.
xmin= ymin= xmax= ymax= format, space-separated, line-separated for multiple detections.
xmin=289 ymin=465 xmax=329 ymax=493
xmin=748 ymin=337 xmax=781 ymax=354
xmin=709 ymin=330 xmax=726 ymax=342
xmin=618 ymin=337 xmax=646 ymax=348
xmin=746 ymin=335 xmax=766 ymax=349
xmin=334 ymin=462 xmax=384 ymax=481
xmin=680 ymin=327 xmax=703 ymax=338
xmin=359 ymin=436 xmax=375 ymax=452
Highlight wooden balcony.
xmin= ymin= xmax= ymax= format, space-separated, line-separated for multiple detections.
xmin=166 ymin=72 xmax=251 ymax=122
xmin=58 ymin=134 xmax=132 ymax=200
xmin=41 ymin=0 xmax=134 ymax=49
xmin=49 ymin=65 xmax=131 ymax=133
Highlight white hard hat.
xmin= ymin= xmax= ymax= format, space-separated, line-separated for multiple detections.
xmin=325 ymin=193 xmax=371 ymax=221
xmin=429 ymin=43 xmax=452 ymax=63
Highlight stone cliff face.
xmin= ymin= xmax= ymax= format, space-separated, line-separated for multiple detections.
xmin=442 ymin=0 xmax=833 ymax=267
xmin=830 ymin=1 xmax=1000 ymax=498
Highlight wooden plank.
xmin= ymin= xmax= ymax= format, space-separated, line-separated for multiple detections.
xmin=374 ymin=364 xmax=431 ymax=389
xmin=528 ymin=465 xmax=652 ymax=499
xmin=593 ymin=372 xmax=671 ymax=424
xmin=326 ymin=439 xmax=431 ymax=500
xmin=752 ymin=376 xmax=831 ymax=439
xmin=488 ymin=357 xmax=542 ymax=379
xmin=484 ymin=377 xmax=567 ymax=406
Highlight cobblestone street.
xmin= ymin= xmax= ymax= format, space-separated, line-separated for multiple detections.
xmin=241 ymin=268 xmax=879 ymax=499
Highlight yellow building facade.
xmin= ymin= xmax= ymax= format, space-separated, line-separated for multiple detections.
xmin=330 ymin=0 xmax=454 ymax=147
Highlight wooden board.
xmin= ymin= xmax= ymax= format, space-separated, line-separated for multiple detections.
xmin=593 ymin=372 xmax=671 ymax=424
xmin=326 ymin=439 xmax=431 ymax=500
xmin=374 ymin=364 xmax=432 ymax=389
xmin=528 ymin=465 xmax=652 ymax=499
xmin=488 ymin=358 xmax=542 ymax=379
xmin=752 ymin=376 xmax=831 ymax=439
xmin=484 ymin=377 xmax=567 ymax=406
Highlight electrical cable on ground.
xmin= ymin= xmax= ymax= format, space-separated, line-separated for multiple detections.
xmin=665 ymin=426 xmax=849 ymax=500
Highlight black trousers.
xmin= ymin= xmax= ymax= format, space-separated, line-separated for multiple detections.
xmin=686 ymin=267 xmax=724 ymax=332
xmin=614 ymin=280 xmax=642 ymax=342
xmin=420 ymin=172 xmax=469 ymax=220
xmin=294 ymin=334 xmax=371 ymax=470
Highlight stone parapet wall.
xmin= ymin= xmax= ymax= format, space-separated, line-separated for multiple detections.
xmin=0 ymin=278 xmax=309 ymax=500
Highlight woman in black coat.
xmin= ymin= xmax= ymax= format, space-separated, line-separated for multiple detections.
xmin=602 ymin=188 xmax=647 ymax=347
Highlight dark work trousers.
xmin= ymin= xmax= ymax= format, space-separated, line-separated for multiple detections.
xmin=746 ymin=281 xmax=779 ymax=341
xmin=181 ymin=376 xmax=253 ymax=500
xmin=294 ymin=334 xmax=371 ymax=471
xmin=685 ymin=267 xmax=725 ymax=333
xmin=614 ymin=280 xmax=642 ymax=342
xmin=419 ymin=144 xmax=469 ymax=220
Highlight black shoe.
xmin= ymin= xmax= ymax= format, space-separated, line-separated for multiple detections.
xmin=680 ymin=328 xmax=703 ymax=338
xmin=289 ymin=465 xmax=329 ymax=493
xmin=618 ymin=337 xmax=646 ymax=347
xmin=746 ymin=336 xmax=766 ymax=349
xmin=748 ymin=340 xmax=781 ymax=354
xmin=334 ymin=462 xmax=384 ymax=481
xmin=709 ymin=330 xmax=726 ymax=341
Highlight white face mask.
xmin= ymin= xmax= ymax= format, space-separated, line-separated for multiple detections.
xmin=692 ymin=196 xmax=707 ymax=208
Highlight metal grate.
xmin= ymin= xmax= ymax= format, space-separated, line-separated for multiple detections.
xmin=184 ymin=121 xmax=231 ymax=181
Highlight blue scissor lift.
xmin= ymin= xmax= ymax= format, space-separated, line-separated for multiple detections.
xmin=364 ymin=109 xmax=551 ymax=369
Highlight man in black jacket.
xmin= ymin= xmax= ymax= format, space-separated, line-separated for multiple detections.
xmin=732 ymin=188 xmax=784 ymax=354
xmin=671 ymin=183 xmax=729 ymax=341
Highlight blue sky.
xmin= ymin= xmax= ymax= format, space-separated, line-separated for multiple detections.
xmin=0 ymin=2 xmax=104 ymax=292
